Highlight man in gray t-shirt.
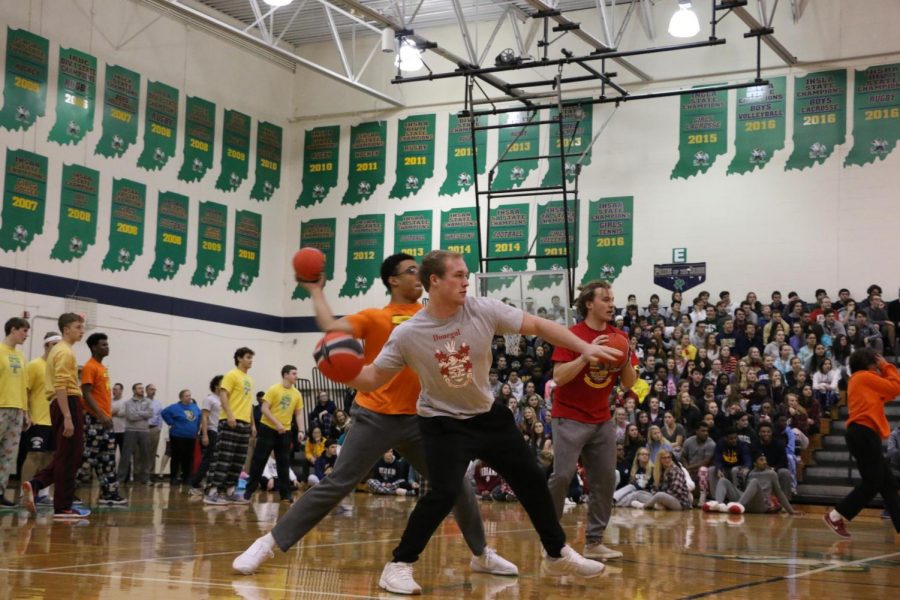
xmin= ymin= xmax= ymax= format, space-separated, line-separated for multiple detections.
xmin=681 ymin=423 xmax=716 ymax=503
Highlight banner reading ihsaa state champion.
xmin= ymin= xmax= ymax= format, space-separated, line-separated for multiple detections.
xmin=439 ymin=207 xmax=479 ymax=275
xmin=343 ymin=121 xmax=386 ymax=205
xmin=101 ymin=178 xmax=146 ymax=272
xmin=297 ymin=125 xmax=340 ymax=207
xmin=541 ymin=100 xmax=593 ymax=187
xmin=844 ymin=63 xmax=900 ymax=167
xmin=339 ymin=214 xmax=384 ymax=298
xmin=148 ymin=191 xmax=189 ymax=281
xmin=250 ymin=121 xmax=282 ymax=201
xmin=583 ymin=196 xmax=633 ymax=284
xmin=191 ymin=201 xmax=227 ymax=287
xmin=215 ymin=109 xmax=251 ymax=192
xmin=95 ymin=65 xmax=140 ymax=158
xmin=137 ymin=81 xmax=179 ymax=170
xmin=493 ymin=111 xmax=539 ymax=190
xmin=394 ymin=210 xmax=433 ymax=259
xmin=0 ymin=148 xmax=47 ymax=252
xmin=0 ymin=28 xmax=48 ymax=131
xmin=389 ymin=113 xmax=436 ymax=199
xmin=51 ymin=164 xmax=99 ymax=262
xmin=670 ymin=87 xmax=728 ymax=179
xmin=292 ymin=218 xmax=337 ymax=300
xmin=486 ymin=203 xmax=529 ymax=291
xmin=727 ymin=77 xmax=786 ymax=175
xmin=531 ymin=200 xmax=579 ymax=290
xmin=48 ymin=47 xmax=97 ymax=145
xmin=178 ymin=96 xmax=215 ymax=182
xmin=785 ymin=70 xmax=846 ymax=171
xmin=227 ymin=209 xmax=261 ymax=292
xmin=439 ymin=114 xmax=486 ymax=197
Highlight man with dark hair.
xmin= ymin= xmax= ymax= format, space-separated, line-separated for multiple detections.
xmin=753 ymin=422 xmax=792 ymax=495
xmin=681 ymin=422 xmax=716 ymax=504
xmin=118 ymin=383 xmax=153 ymax=486
xmin=0 ymin=317 xmax=29 ymax=506
xmin=709 ymin=427 xmax=752 ymax=496
xmin=189 ymin=375 xmax=223 ymax=494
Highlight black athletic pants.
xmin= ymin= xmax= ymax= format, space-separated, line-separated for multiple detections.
xmin=837 ymin=423 xmax=900 ymax=532
xmin=245 ymin=424 xmax=293 ymax=500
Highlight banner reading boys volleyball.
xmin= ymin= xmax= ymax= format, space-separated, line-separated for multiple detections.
xmin=191 ymin=201 xmax=227 ymax=287
xmin=541 ymin=101 xmax=593 ymax=187
xmin=343 ymin=121 xmax=386 ymax=205
xmin=486 ymin=203 xmax=529 ymax=291
xmin=394 ymin=210 xmax=433 ymax=259
xmin=292 ymin=218 xmax=337 ymax=300
xmin=0 ymin=28 xmax=48 ymax=131
xmin=51 ymin=164 xmax=99 ymax=262
xmin=148 ymin=191 xmax=189 ymax=281
xmin=439 ymin=114 xmax=486 ymax=197
xmin=137 ymin=81 xmax=179 ymax=170
xmin=531 ymin=200 xmax=579 ymax=290
xmin=671 ymin=88 xmax=728 ymax=179
xmin=250 ymin=121 xmax=282 ymax=201
xmin=297 ymin=125 xmax=340 ymax=207
xmin=95 ymin=65 xmax=140 ymax=158
xmin=178 ymin=96 xmax=216 ymax=182
xmin=215 ymin=109 xmax=251 ymax=192
xmin=727 ymin=77 xmax=786 ymax=175
xmin=389 ymin=114 xmax=436 ymax=199
xmin=583 ymin=197 xmax=633 ymax=284
xmin=48 ymin=47 xmax=97 ymax=145
xmin=439 ymin=207 xmax=479 ymax=275
xmin=227 ymin=210 xmax=262 ymax=292
xmin=101 ymin=178 xmax=146 ymax=272
xmin=785 ymin=70 xmax=847 ymax=171
xmin=845 ymin=63 xmax=900 ymax=167
xmin=0 ymin=148 xmax=47 ymax=252
xmin=339 ymin=214 xmax=384 ymax=298
xmin=494 ymin=112 xmax=540 ymax=190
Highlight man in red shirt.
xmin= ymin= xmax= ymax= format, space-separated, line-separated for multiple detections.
xmin=549 ymin=280 xmax=638 ymax=560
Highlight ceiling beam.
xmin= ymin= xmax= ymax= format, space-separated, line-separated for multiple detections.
xmin=732 ymin=3 xmax=798 ymax=64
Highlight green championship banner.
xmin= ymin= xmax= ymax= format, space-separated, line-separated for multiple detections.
xmin=95 ymin=64 xmax=140 ymax=158
xmin=215 ymin=109 xmax=251 ymax=192
xmin=178 ymin=96 xmax=215 ymax=182
xmin=339 ymin=214 xmax=385 ymax=298
xmin=394 ymin=210 xmax=433 ymax=260
xmin=227 ymin=209 xmax=261 ymax=292
xmin=439 ymin=207 xmax=479 ymax=275
xmin=845 ymin=63 xmax=900 ymax=167
xmin=292 ymin=218 xmax=337 ymax=300
xmin=670 ymin=88 xmax=728 ymax=179
xmin=0 ymin=148 xmax=47 ymax=252
xmin=542 ymin=101 xmax=593 ymax=187
xmin=727 ymin=77 xmax=787 ymax=174
xmin=137 ymin=81 xmax=179 ymax=170
xmin=50 ymin=164 xmax=99 ymax=262
xmin=48 ymin=47 xmax=97 ymax=145
xmin=438 ymin=114 xmax=486 ymax=197
xmin=297 ymin=125 xmax=340 ymax=207
xmin=0 ymin=28 xmax=48 ymax=131
xmin=101 ymin=178 xmax=146 ymax=271
xmin=389 ymin=113 xmax=436 ymax=199
xmin=785 ymin=70 xmax=847 ymax=171
xmin=191 ymin=201 xmax=227 ymax=287
xmin=250 ymin=121 xmax=282 ymax=201
xmin=486 ymin=203 xmax=529 ymax=291
xmin=494 ymin=111 xmax=540 ymax=190
xmin=583 ymin=196 xmax=633 ymax=284
xmin=148 ymin=191 xmax=189 ymax=280
xmin=530 ymin=200 xmax=579 ymax=290
xmin=343 ymin=121 xmax=386 ymax=205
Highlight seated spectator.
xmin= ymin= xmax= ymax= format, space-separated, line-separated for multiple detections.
xmin=615 ymin=443 xmax=630 ymax=490
xmin=753 ymin=422 xmax=793 ymax=495
xmin=622 ymin=423 xmax=646 ymax=467
xmin=773 ymin=343 xmax=795 ymax=376
xmin=646 ymin=425 xmax=673 ymax=463
xmin=308 ymin=438 xmax=338 ymax=486
xmin=812 ymin=357 xmax=841 ymax=417
xmin=328 ymin=409 xmax=351 ymax=444
xmin=636 ymin=410 xmax=651 ymax=439
xmin=367 ymin=450 xmax=418 ymax=496
xmin=522 ymin=392 xmax=548 ymax=422
xmin=613 ymin=406 xmax=629 ymax=444
xmin=674 ymin=391 xmax=702 ymax=435
xmin=495 ymin=383 xmax=516 ymax=407
xmin=709 ymin=428 xmax=752 ymax=494
xmin=645 ymin=396 xmax=665 ymax=428
xmin=259 ymin=454 xmax=300 ymax=496
xmin=704 ymin=452 xmax=796 ymax=515
xmin=303 ymin=426 xmax=325 ymax=482
xmin=661 ymin=411 xmax=686 ymax=457
xmin=631 ymin=449 xmax=693 ymax=511
xmin=865 ymin=295 xmax=896 ymax=353
xmin=308 ymin=392 xmax=336 ymax=432
xmin=797 ymin=384 xmax=821 ymax=435
xmin=796 ymin=333 xmax=817 ymax=371
xmin=517 ymin=406 xmax=539 ymax=435
xmin=888 ymin=425 xmax=900 ymax=471
xmin=488 ymin=369 xmax=502 ymax=397
xmin=473 ymin=459 xmax=517 ymax=502
xmin=507 ymin=370 xmax=524 ymax=399
xmin=734 ymin=411 xmax=759 ymax=447
xmin=614 ymin=447 xmax=655 ymax=506
xmin=682 ymin=423 xmax=716 ymax=504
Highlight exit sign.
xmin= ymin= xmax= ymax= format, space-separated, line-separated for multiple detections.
xmin=672 ymin=248 xmax=687 ymax=263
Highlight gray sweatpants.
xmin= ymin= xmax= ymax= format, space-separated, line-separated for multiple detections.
xmin=642 ymin=492 xmax=686 ymax=510
xmin=271 ymin=405 xmax=486 ymax=554
xmin=715 ymin=470 xmax=789 ymax=513
xmin=119 ymin=430 xmax=151 ymax=484
xmin=548 ymin=418 xmax=616 ymax=544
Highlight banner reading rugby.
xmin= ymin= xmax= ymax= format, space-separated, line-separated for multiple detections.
xmin=297 ymin=125 xmax=340 ymax=207
xmin=727 ymin=77 xmax=786 ymax=175
xmin=389 ymin=114 xmax=436 ymax=199
xmin=486 ymin=203 xmax=529 ymax=291
xmin=439 ymin=114 xmax=486 ymax=197
xmin=51 ymin=164 xmax=99 ymax=262
xmin=101 ymin=178 xmax=146 ymax=272
xmin=148 ymin=191 xmax=189 ymax=281
xmin=0 ymin=28 xmax=49 ymax=131
xmin=785 ymin=70 xmax=847 ymax=171
xmin=215 ymin=109 xmax=251 ymax=192
xmin=844 ymin=63 xmax=900 ymax=167
xmin=95 ymin=65 xmax=140 ymax=158
xmin=671 ymin=88 xmax=728 ymax=179
xmin=583 ymin=196 xmax=633 ymax=284
xmin=191 ymin=201 xmax=227 ymax=287
xmin=250 ymin=121 xmax=282 ymax=201
xmin=0 ymin=148 xmax=48 ymax=252
xmin=178 ymin=96 xmax=216 ymax=182
xmin=439 ymin=207 xmax=479 ymax=275
xmin=343 ymin=121 xmax=386 ymax=205
xmin=394 ymin=210 xmax=433 ymax=259
xmin=292 ymin=218 xmax=337 ymax=300
xmin=227 ymin=209 xmax=262 ymax=292
xmin=48 ymin=47 xmax=97 ymax=145
xmin=339 ymin=214 xmax=385 ymax=298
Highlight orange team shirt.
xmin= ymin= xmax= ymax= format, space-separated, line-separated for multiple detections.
xmin=81 ymin=357 xmax=112 ymax=418
xmin=345 ymin=302 xmax=422 ymax=415
xmin=847 ymin=362 xmax=900 ymax=439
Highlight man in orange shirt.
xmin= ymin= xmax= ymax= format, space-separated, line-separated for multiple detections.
xmin=81 ymin=333 xmax=126 ymax=506
xmin=234 ymin=254 xmax=516 ymax=578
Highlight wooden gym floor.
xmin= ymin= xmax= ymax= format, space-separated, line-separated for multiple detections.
xmin=1 ymin=486 xmax=898 ymax=599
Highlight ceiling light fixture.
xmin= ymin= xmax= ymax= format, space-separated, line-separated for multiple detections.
xmin=395 ymin=39 xmax=424 ymax=72
xmin=263 ymin=0 xmax=294 ymax=8
xmin=668 ymin=1 xmax=700 ymax=38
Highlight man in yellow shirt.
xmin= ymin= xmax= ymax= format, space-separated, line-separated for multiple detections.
xmin=1 ymin=317 xmax=29 ymax=508
xmin=16 ymin=332 xmax=59 ymax=503
xmin=204 ymin=346 xmax=255 ymax=505
xmin=243 ymin=365 xmax=303 ymax=503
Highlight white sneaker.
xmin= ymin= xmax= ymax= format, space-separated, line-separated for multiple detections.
xmin=630 ymin=500 xmax=645 ymax=510
xmin=583 ymin=542 xmax=623 ymax=560
xmin=563 ymin=498 xmax=576 ymax=507
xmin=232 ymin=535 xmax=275 ymax=575
xmin=379 ymin=561 xmax=422 ymax=595
xmin=470 ymin=547 xmax=519 ymax=576
xmin=541 ymin=545 xmax=605 ymax=578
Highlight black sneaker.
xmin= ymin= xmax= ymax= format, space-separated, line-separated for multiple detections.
xmin=0 ymin=497 xmax=16 ymax=508
xmin=100 ymin=494 xmax=129 ymax=506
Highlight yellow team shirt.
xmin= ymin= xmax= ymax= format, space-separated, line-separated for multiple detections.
xmin=220 ymin=367 xmax=253 ymax=423
xmin=261 ymin=383 xmax=302 ymax=430
xmin=0 ymin=343 xmax=27 ymax=410
xmin=45 ymin=341 xmax=81 ymax=399
xmin=26 ymin=357 xmax=50 ymax=426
